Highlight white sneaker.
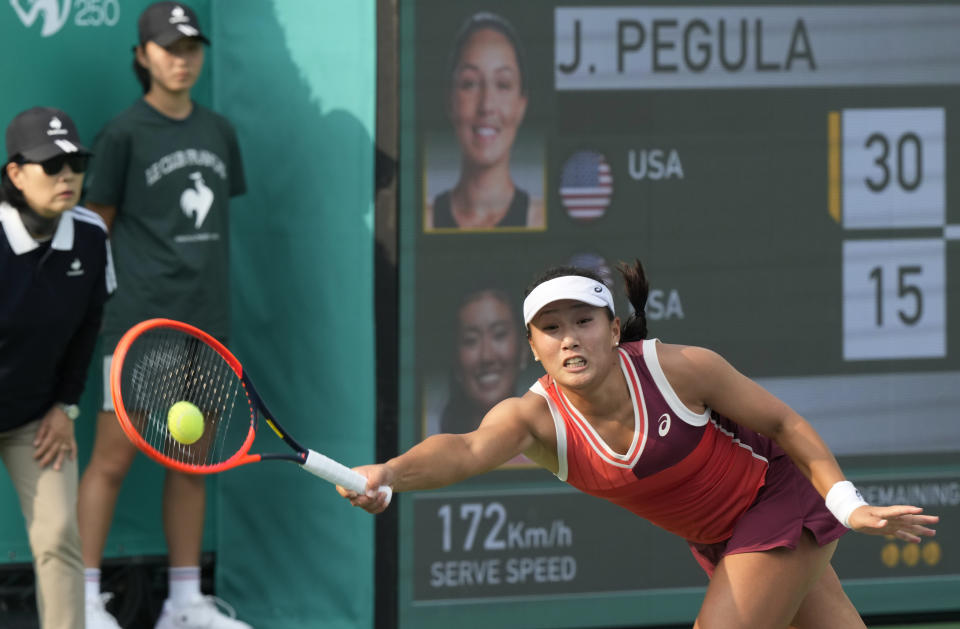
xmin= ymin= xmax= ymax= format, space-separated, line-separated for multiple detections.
xmin=154 ymin=595 xmax=253 ymax=628
xmin=86 ymin=592 xmax=123 ymax=629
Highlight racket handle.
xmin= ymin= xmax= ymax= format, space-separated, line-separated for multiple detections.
xmin=302 ymin=450 xmax=393 ymax=506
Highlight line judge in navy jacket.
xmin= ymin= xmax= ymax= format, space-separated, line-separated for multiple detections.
xmin=0 ymin=106 xmax=114 ymax=629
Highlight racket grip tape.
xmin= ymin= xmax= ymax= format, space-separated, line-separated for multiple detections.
xmin=302 ymin=450 xmax=393 ymax=505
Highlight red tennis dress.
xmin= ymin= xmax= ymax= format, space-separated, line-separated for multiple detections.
xmin=530 ymin=338 xmax=847 ymax=575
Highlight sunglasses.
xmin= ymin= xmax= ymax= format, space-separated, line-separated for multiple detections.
xmin=29 ymin=154 xmax=91 ymax=175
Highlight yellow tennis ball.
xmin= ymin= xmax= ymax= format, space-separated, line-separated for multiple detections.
xmin=167 ymin=401 xmax=204 ymax=445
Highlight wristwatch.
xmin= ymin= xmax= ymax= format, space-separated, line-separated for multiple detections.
xmin=57 ymin=403 xmax=80 ymax=420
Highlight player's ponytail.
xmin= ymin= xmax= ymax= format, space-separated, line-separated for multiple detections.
xmin=617 ymin=260 xmax=650 ymax=343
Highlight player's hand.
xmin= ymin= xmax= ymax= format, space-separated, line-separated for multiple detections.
xmin=848 ymin=505 xmax=938 ymax=543
xmin=337 ymin=464 xmax=394 ymax=514
xmin=33 ymin=406 xmax=77 ymax=471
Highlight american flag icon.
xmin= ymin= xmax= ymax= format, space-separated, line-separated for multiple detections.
xmin=559 ymin=150 xmax=613 ymax=220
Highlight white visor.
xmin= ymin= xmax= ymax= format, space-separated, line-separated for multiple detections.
xmin=523 ymin=276 xmax=615 ymax=326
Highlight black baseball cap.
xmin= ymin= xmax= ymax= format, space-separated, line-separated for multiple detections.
xmin=5 ymin=107 xmax=91 ymax=164
xmin=138 ymin=1 xmax=210 ymax=47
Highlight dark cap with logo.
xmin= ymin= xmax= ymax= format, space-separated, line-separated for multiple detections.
xmin=138 ymin=1 xmax=210 ymax=47
xmin=5 ymin=107 xmax=91 ymax=164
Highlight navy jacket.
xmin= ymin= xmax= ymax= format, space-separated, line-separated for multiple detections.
xmin=1 ymin=202 xmax=114 ymax=430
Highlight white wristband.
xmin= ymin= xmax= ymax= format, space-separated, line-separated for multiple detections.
xmin=825 ymin=480 xmax=868 ymax=528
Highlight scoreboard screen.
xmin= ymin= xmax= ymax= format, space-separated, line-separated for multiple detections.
xmin=395 ymin=2 xmax=960 ymax=627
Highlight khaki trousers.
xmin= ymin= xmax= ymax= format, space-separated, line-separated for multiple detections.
xmin=0 ymin=419 xmax=84 ymax=629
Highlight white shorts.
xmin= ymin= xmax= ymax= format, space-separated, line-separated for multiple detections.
xmin=101 ymin=355 xmax=114 ymax=412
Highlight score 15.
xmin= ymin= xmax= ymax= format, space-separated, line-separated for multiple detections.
xmin=842 ymin=239 xmax=945 ymax=360
xmin=831 ymin=108 xmax=947 ymax=361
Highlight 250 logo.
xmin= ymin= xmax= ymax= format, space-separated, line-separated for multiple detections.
xmin=10 ymin=0 xmax=119 ymax=38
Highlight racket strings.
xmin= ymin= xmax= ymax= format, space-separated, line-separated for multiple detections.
xmin=121 ymin=328 xmax=252 ymax=467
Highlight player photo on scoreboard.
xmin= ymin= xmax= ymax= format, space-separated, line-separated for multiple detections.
xmin=420 ymin=280 xmax=537 ymax=466
xmin=420 ymin=9 xmax=546 ymax=233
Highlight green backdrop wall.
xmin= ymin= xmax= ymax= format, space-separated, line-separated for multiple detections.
xmin=213 ymin=2 xmax=377 ymax=627
xmin=0 ymin=1 xmax=377 ymax=627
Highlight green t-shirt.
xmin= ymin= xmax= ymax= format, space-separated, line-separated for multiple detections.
xmin=87 ymin=99 xmax=246 ymax=349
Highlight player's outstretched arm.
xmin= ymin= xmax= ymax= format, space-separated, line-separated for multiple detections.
xmin=340 ymin=395 xmax=541 ymax=514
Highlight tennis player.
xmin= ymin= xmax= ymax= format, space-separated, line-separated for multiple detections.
xmin=343 ymin=261 xmax=938 ymax=628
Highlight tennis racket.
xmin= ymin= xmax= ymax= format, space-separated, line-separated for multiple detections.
xmin=110 ymin=318 xmax=390 ymax=503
